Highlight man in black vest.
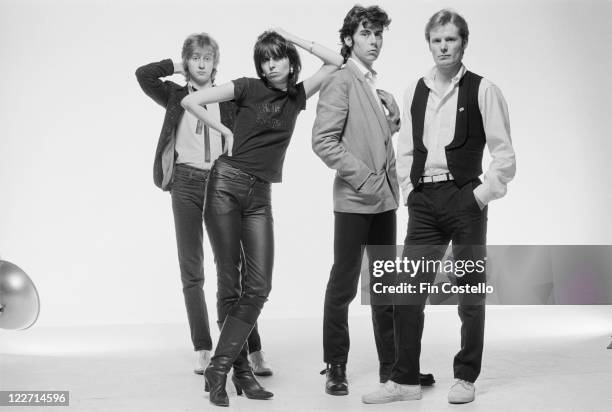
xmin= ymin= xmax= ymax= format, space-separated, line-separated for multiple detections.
xmin=362 ymin=9 xmax=516 ymax=405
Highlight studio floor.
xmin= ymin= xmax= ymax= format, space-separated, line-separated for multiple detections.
xmin=2 ymin=306 xmax=611 ymax=412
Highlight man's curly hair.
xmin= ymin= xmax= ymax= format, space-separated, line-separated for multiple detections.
xmin=339 ymin=5 xmax=391 ymax=63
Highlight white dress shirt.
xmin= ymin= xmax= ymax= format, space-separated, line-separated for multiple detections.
xmin=397 ymin=65 xmax=516 ymax=207
xmin=175 ymin=84 xmax=224 ymax=170
xmin=349 ymin=57 xmax=384 ymax=111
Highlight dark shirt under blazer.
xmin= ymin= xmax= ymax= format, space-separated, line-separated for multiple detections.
xmin=135 ymin=59 xmax=235 ymax=191
xmin=312 ymin=60 xmax=399 ymax=213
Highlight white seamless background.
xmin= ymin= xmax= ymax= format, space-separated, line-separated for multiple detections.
xmin=0 ymin=0 xmax=610 ymax=327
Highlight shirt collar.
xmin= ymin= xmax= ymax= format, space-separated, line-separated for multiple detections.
xmin=188 ymin=81 xmax=215 ymax=93
xmin=424 ymin=64 xmax=466 ymax=89
xmin=188 ymin=82 xmax=199 ymax=94
xmin=349 ymin=57 xmax=377 ymax=80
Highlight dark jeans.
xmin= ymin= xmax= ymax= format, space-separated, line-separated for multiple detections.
xmin=204 ymin=159 xmax=273 ymax=330
xmin=323 ymin=210 xmax=396 ymax=381
xmin=170 ymin=163 xmax=262 ymax=352
xmin=391 ymin=180 xmax=487 ymax=384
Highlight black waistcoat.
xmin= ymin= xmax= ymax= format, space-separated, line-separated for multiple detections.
xmin=409 ymin=70 xmax=485 ymax=188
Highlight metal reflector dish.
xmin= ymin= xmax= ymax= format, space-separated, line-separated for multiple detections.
xmin=0 ymin=260 xmax=40 ymax=330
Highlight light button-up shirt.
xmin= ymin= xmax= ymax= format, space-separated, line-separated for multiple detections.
xmin=397 ymin=65 xmax=516 ymax=208
xmin=349 ymin=57 xmax=384 ymax=112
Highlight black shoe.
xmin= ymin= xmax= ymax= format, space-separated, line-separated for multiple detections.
xmin=204 ymin=365 xmax=229 ymax=407
xmin=232 ymin=371 xmax=274 ymax=400
xmin=320 ymin=364 xmax=348 ymax=396
xmin=420 ymin=373 xmax=436 ymax=387
xmin=231 ymin=342 xmax=273 ymax=400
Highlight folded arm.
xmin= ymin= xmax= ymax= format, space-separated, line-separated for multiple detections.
xmin=180 ymin=82 xmax=235 ymax=136
xmin=181 ymin=82 xmax=236 ymax=154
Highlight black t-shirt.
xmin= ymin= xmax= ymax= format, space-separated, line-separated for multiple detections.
xmin=219 ymin=77 xmax=306 ymax=183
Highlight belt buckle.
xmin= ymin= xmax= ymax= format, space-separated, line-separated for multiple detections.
xmin=419 ymin=175 xmax=434 ymax=184
xmin=420 ymin=173 xmax=452 ymax=184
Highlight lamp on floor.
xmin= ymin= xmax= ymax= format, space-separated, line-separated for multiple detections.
xmin=0 ymin=260 xmax=40 ymax=330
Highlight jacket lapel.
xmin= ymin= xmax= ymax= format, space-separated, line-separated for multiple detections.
xmin=346 ymin=60 xmax=391 ymax=138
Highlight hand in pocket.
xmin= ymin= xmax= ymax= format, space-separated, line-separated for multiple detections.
xmin=358 ymin=173 xmax=382 ymax=203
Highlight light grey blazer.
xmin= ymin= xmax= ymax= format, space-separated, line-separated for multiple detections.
xmin=312 ymin=60 xmax=399 ymax=214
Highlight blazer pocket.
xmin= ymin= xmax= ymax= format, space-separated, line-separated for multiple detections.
xmin=338 ymin=162 xmax=375 ymax=192
xmin=358 ymin=173 xmax=375 ymax=192
xmin=358 ymin=172 xmax=384 ymax=204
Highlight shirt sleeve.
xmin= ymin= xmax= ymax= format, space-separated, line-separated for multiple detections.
xmin=397 ymin=82 xmax=417 ymax=205
xmin=311 ymin=74 xmax=373 ymax=190
xmin=232 ymin=77 xmax=250 ymax=106
xmin=473 ymin=79 xmax=517 ymax=206
xmin=296 ymin=82 xmax=307 ymax=111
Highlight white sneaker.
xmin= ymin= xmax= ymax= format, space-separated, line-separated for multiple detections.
xmin=448 ymin=379 xmax=475 ymax=404
xmin=249 ymin=350 xmax=273 ymax=376
xmin=194 ymin=350 xmax=211 ymax=375
xmin=362 ymin=380 xmax=422 ymax=404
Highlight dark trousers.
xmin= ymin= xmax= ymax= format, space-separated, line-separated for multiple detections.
xmin=323 ymin=209 xmax=396 ymax=381
xmin=204 ymin=160 xmax=273 ymax=333
xmin=391 ymin=180 xmax=487 ymax=384
xmin=171 ymin=163 xmax=262 ymax=352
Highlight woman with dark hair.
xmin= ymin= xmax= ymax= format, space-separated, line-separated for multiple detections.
xmin=181 ymin=28 xmax=343 ymax=406
xmin=136 ymin=32 xmax=268 ymax=377
xmin=136 ymin=32 xmax=273 ymax=380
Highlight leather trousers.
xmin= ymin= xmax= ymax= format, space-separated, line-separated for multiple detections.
xmin=204 ymin=159 xmax=274 ymax=330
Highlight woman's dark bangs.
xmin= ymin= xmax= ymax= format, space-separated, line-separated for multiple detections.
xmin=259 ymin=39 xmax=286 ymax=60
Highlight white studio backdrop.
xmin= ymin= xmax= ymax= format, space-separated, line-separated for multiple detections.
xmin=0 ymin=0 xmax=611 ymax=327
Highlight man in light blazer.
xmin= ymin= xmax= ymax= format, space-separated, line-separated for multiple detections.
xmin=312 ymin=5 xmax=433 ymax=396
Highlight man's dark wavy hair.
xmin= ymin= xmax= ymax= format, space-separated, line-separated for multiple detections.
xmin=253 ymin=31 xmax=302 ymax=97
xmin=339 ymin=5 xmax=391 ymax=63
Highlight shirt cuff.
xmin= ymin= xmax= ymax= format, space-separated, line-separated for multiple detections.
xmin=473 ymin=185 xmax=490 ymax=209
xmin=401 ymin=183 xmax=414 ymax=206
